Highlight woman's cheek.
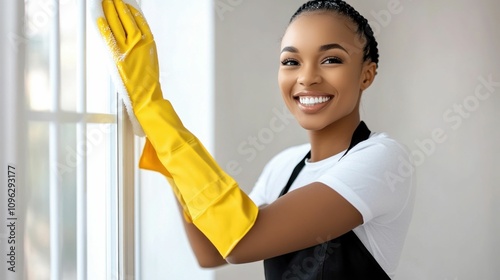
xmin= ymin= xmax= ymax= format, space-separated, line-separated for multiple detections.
xmin=278 ymin=72 xmax=294 ymax=96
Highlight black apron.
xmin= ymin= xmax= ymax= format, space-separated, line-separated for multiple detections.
xmin=263 ymin=121 xmax=391 ymax=280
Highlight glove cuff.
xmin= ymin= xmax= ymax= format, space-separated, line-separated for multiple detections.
xmin=192 ymin=186 xmax=258 ymax=258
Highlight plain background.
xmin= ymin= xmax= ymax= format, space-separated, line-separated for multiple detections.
xmin=138 ymin=0 xmax=500 ymax=279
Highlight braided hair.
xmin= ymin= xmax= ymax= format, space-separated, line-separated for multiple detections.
xmin=290 ymin=0 xmax=379 ymax=68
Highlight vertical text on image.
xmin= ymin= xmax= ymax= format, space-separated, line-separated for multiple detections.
xmin=6 ymin=165 xmax=17 ymax=273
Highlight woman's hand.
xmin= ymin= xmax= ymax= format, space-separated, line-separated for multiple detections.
xmin=94 ymin=0 xmax=162 ymax=136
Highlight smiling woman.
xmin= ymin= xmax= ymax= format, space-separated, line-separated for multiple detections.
xmin=92 ymin=0 xmax=414 ymax=279
xmin=234 ymin=4 xmax=412 ymax=279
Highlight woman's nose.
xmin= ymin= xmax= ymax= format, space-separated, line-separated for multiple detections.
xmin=297 ymin=65 xmax=322 ymax=86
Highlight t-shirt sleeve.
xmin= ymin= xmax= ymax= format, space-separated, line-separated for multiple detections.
xmin=317 ymin=138 xmax=414 ymax=224
xmin=249 ymin=167 xmax=270 ymax=207
xmin=249 ymin=152 xmax=279 ymax=207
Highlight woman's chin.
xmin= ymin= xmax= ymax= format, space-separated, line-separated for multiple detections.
xmin=297 ymin=120 xmax=329 ymax=132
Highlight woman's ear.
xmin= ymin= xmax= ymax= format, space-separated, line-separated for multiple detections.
xmin=360 ymin=61 xmax=377 ymax=91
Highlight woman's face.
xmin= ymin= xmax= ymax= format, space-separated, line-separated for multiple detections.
xmin=279 ymin=12 xmax=375 ymax=131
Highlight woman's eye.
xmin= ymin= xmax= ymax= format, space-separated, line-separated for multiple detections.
xmin=322 ymin=57 xmax=343 ymax=64
xmin=281 ymin=58 xmax=299 ymax=66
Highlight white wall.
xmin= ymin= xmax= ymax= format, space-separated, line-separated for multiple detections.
xmin=360 ymin=1 xmax=500 ymax=279
xmin=213 ymin=0 xmax=500 ymax=280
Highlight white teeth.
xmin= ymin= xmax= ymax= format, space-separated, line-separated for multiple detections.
xmin=299 ymin=96 xmax=331 ymax=106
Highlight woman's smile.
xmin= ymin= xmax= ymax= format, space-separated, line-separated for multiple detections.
xmin=293 ymin=91 xmax=334 ymax=114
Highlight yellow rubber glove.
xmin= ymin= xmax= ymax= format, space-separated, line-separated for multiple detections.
xmin=94 ymin=0 xmax=258 ymax=258
xmin=139 ymin=139 xmax=192 ymax=223
xmin=90 ymin=0 xmax=191 ymax=221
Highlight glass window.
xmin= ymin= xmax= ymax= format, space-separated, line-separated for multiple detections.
xmin=23 ymin=0 xmax=126 ymax=279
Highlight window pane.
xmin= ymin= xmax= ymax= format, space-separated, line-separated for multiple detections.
xmin=24 ymin=1 xmax=121 ymax=279
xmin=86 ymin=23 xmax=116 ymax=114
xmin=24 ymin=122 xmax=81 ymax=279
xmin=59 ymin=123 xmax=78 ymax=279
xmin=60 ymin=0 xmax=78 ymax=112
xmin=25 ymin=0 xmax=50 ymax=111
xmin=25 ymin=0 xmax=84 ymax=113
xmin=87 ymin=123 xmax=117 ymax=280
xmin=25 ymin=121 xmax=50 ymax=280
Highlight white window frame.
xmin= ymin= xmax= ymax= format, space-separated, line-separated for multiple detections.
xmin=1 ymin=0 xmax=138 ymax=279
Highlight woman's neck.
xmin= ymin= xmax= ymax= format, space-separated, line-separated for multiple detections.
xmin=307 ymin=113 xmax=361 ymax=162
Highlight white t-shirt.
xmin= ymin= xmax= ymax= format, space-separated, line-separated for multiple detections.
xmin=249 ymin=132 xmax=415 ymax=278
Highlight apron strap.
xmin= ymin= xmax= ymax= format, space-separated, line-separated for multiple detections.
xmin=278 ymin=121 xmax=370 ymax=197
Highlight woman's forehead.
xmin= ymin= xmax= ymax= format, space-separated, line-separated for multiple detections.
xmin=281 ymin=13 xmax=363 ymax=53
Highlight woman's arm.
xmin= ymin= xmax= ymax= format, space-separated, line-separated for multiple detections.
xmin=177 ymin=182 xmax=361 ymax=266
xmin=226 ymin=182 xmax=362 ymax=264
xmin=175 ymin=200 xmax=228 ymax=268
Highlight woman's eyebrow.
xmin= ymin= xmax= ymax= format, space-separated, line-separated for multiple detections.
xmin=319 ymin=43 xmax=349 ymax=54
xmin=281 ymin=46 xmax=298 ymax=53
xmin=281 ymin=43 xmax=349 ymax=54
